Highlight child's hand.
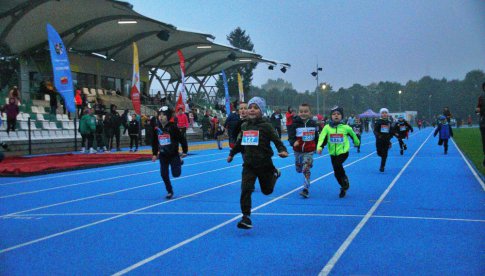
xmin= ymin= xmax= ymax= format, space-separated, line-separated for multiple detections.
xmin=180 ymin=153 xmax=187 ymax=158
xmin=293 ymin=141 xmax=299 ymax=147
xmin=151 ymin=155 xmax=157 ymax=162
xmin=278 ymin=151 xmax=289 ymax=158
xmin=227 ymin=156 xmax=233 ymax=163
xmin=317 ymin=149 xmax=322 ymax=155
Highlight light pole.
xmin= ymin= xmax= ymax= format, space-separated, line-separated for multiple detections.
xmin=321 ymin=83 xmax=327 ymax=115
xmin=398 ymin=90 xmax=402 ymax=112
xmin=311 ymin=65 xmax=323 ymax=114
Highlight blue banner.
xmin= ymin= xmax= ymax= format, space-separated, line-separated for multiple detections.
xmin=46 ymin=23 xmax=75 ymax=113
xmin=221 ymin=70 xmax=231 ymax=116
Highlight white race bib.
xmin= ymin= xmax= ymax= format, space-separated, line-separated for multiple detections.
xmin=296 ymin=127 xmax=316 ymax=141
xmin=353 ymin=127 xmax=361 ymax=135
xmin=330 ymin=133 xmax=344 ymax=144
xmin=158 ymin=134 xmax=171 ymax=146
xmin=241 ymin=130 xmax=259 ymax=146
xmin=399 ymin=125 xmax=407 ymax=131
xmin=381 ymin=125 xmax=390 ymax=133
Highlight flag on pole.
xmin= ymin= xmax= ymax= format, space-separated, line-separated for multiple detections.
xmin=130 ymin=42 xmax=141 ymax=115
xmin=46 ymin=23 xmax=75 ymax=113
xmin=177 ymin=49 xmax=187 ymax=112
xmin=221 ymin=70 xmax=231 ymax=116
xmin=237 ymin=72 xmax=244 ymax=102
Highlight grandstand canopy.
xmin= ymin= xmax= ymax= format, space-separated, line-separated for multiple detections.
xmin=0 ymin=0 xmax=289 ymax=82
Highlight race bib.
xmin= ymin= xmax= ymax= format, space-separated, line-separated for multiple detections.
xmin=329 ymin=134 xmax=344 ymax=144
xmin=158 ymin=134 xmax=171 ymax=146
xmin=296 ymin=127 xmax=316 ymax=141
xmin=399 ymin=125 xmax=407 ymax=131
xmin=381 ymin=125 xmax=390 ymax=133
xmin=241 ymin=130 xmax=259 ymax=146
xmin=353 ymin=127 xmax=360 ymax=135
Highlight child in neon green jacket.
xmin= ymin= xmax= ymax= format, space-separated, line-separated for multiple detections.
xmin=317 ymin=106 xmax=360 ymax=198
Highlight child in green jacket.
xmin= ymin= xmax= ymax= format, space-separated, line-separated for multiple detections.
xmin=317 ymin=106 xmax=360 ymax=198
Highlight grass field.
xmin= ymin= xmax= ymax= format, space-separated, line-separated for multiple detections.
xmin=453 ymin=127 xmax=485 ymax=175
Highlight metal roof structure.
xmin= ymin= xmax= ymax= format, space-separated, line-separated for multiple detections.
xmin=0 ymin=0 xmax=289 ymax=82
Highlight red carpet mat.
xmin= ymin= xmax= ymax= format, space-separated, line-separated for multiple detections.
xmin=0 ymin=153 xmax=151 ymax=177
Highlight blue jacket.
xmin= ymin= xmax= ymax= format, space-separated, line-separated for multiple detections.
xmin=434 ymin=123 xmax=453 ymax=139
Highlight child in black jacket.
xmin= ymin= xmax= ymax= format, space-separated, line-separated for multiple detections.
xmin=374 ymin=108 xmax=394 ymax=172
xmin=128 ymin=114 xmax=140 ymax=152
xmin=151 ymin=106 xmax=188 ymax=199
xmin=392 ymin=115 xmax=413 ymax=155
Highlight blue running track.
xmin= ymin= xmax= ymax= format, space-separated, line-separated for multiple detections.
xmin=0 ymin=128 xmax=484 ymax=275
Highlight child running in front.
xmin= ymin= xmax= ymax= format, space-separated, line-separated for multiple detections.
xmin=317 ymin=106 xmax=360 ymax=198
xmin=433 ymin=115 xmax=453 ymax=154
xmin=374 ymin=108 xmax=394 ymax=172
xmin=288 ymin=103 xmax=318 ymax=198
xmin=392 ymin=115 xmax=413 ymax=155
xmin=151 ymin=106 xmax=188 ymax=199
xmin=227 ymin=96 xmax=288 ymax=229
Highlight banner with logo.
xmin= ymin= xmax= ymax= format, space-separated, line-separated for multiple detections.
xmin=46 ymin=23 xmax=75 ymax=113
xmin=130 ymin=42 xmax=141 ymax=115
xmin=221 ymin=70 xmax=231 ymax=116
xmin=237 ymin=72 xmax=244 ymax=102
xmin=177 ymin=49 xmax=187 ymax=112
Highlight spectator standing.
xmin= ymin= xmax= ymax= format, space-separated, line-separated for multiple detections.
xmin=1 ymin=97 xmax=19 ymax=134
xmin=201 ymin=110 xmax=211 ymax=140
xmin=476 ymin=82 xmax=485 ymax=167
xmin=110 ymin=105 xmax=122 ymax=151
xmin=103 ymin=113 xmax=114 ymax=152
xmin=176 ymin=108 xmax=189 ymax=138
xmin=443 ymin=107 xmax=452 ymax=124
xmin=270 ymin=109 xmax=283 ymax=138
xmin=121 ymin=109 xmax=129 ymax=135
xmin=128 ymin=113 xmax=140 ymax=152
xmin=8 ymin=86 xmax=21 ymax=105
xmin=225 ymin=102 xmax=241 ymax=148
xmin=79 ymin=109 xmax=96 ymax=153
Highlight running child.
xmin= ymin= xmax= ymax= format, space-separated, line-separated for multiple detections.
xmin=374 ymin=108 xmax=394 ymax=172
xmin=288 ymin=103 xmax=318 ymax=198
xmin=351 ymin=116 xmax=363 ymax=153
xmin=392 ymin=115 xmax=413 ymax=155
xmin=227 ymin=97 xmax=288 ymax=229
xmin=433 ymin=115 xmax=453 ymax=154
xmin=151 ymin=106 xmax=188 ymax=199
xmin=317 ymin=106 xmax=360 ymax=198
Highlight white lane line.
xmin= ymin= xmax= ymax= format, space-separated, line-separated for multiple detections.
xmin=0 ymin=149 xmax=236 ymax=187
xmin=9 ymin=212 xmax=484 ymax=223
xmin=0 ymin=180 xmax=240 ymax=254
xmin=450 ymin=138 xmax=485 ymax=191
xmin=113 ymin=151 xmax=377 ymax=275
xmin=318 ymin=131 xmax=433 ymax=276
xmin=0 ymin=163 xmax=242 ymax=218
xmin=0 ymin=160 xmax=304 ymax=253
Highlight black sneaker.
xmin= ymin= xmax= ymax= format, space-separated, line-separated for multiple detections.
xmin=165 ymin=193 xmax=173 ymax=199
xmin=357 ymin=148 xmax=360 ymax=153
xmin=403 ymin=144 xmax=407 ymax=150
xmin=379 ymin=166 xmax=385 ymax=172
xmin=339 ymin=188 xmax=346 ymax=198
xmin=237 ymin=215 xmax=252 ymax=229
xmin=299 ymin=188 xmax=309 ymax=198
xmin=444 ymin=150 xmax=447 ymax=155
xmin=400 ymin=149 xmax=404 ymax=155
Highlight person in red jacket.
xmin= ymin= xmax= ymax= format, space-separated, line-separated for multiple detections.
xmin=288 ymin=104 xmax=318 ymax=198
xmin=176 ymin=107 xmax=189 ymax=138
xmin=1 ymin=97 xmax=19 ymax=134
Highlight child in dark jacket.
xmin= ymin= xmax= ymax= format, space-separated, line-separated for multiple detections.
xmin=2 ymin=98 xmax=19 ymax=134
xmin=227 ymin=97 xmax=288 ymax=229
xmin=374 ymin=108 xmax=394 ymax=172
xmin=351 ymin=117 xmax=364 ymax=153
xmin=434 ymin=115 xmax=453 ymax=154
xmin=392 ymin=115 xmax=414 ymax=155
xmin=151 ymin=106 xmax=188 ymax=199
xmin=288 ymin=103 xmax=318 ymax=198
xmin=128 ymin=114 xmax=140 ymax=152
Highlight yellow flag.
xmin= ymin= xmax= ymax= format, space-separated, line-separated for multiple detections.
xmin=237 ymin=73 xmax=244 ymax=102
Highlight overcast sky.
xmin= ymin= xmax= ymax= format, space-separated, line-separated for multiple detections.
xmin=130 ymin=0 xmax=485 ymax=92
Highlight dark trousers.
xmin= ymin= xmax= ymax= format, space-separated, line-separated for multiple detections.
xmin=110 ymin=128 xmax=121 ymax=150
xmin=129 ymin=134 xmax=139 ymax=149
xmin=356 ymin=134 xmax=361 ymax=150
xmin=81 ymin=133 xmax=94 ymax=149
xmin=438 ymin=138 xmax=449 ymax=153
xmin=6 ymin=118 xmax=16 ymax=134
xmin=159 ymin=155 xmax=182 ymax=194
xmin=480 ymin=127 xmax=485 ymax=155
xmin=95 ymin=133 xmax=104 ymax=148
xmin=240 ymin=163 xmax=277 ymax=216
xmin=398 ymin=138 xmax=405 ymax=149
xmin=376 ymin=139 xmax=390 ymax=168
xmin=330 ymin=152 xmax=349 ymax=187
xmin=122 ymin=122 xmax=128 ymax=135
xmin=275 ymin=127 xmax=281 ymax=138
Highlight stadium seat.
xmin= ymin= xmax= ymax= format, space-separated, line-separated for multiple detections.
xmin=37 ymin=106 xmax=46 ymax=114
xmin=32 ymin=130 xmax=43 ymax=140
xmin=17 ymin=131 xmax=28 ymax=140
xmin=31 ymin=106 xmax=39 ymax=113
xmin=0 ymin=131 xmax=17 ymax=142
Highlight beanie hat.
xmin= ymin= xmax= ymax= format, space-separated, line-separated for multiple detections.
xmin=158 ymin=106 xmax=173 ymax=120
xmin=330 ymin=105 xmax=344 ymax=117
xmin=248 ymin=97 xmax=267 ymax=114
xmin=379 ymin=108 xmax=389 ymax=114
xmin=438 ymin=115 xmax=446 ymax=120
